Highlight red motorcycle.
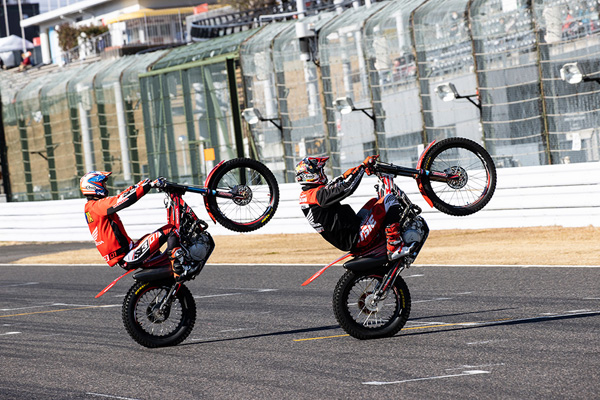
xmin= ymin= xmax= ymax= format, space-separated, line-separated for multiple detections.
xmin=95 ymin=158 xmax=279 ymax=348
xmin=302 ymin=137 xmax=496 ymax=339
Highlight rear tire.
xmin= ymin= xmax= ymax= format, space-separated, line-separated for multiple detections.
xmin=333 ymin=270 xmax=411 ymax=340
xmin=420 ymin=137 xmax=496 ymax=216
xmin=122 ymin=281 xmax=196 ymax=348
xmin=206 ymin=158 xmax=279 ymax=232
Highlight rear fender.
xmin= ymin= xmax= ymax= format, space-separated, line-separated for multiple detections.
xmin=301 ymin=253 xmax=352 ymax=286
xmin=202 ymin=160 xmax=226 ymax=223
xmin=95 ymin=269 xmax=135 ymax=298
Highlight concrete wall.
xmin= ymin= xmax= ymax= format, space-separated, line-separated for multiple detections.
xmin=0 ymin=162 xmax=598 ymax=243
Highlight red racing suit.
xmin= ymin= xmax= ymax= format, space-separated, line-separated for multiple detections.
xmin=84 ymin=179 xmax=153 ymax=266
xmin=299 ymin=165 xmax=366 ymax=251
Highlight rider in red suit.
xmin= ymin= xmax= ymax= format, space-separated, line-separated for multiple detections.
xmin=297 ymin=156 xmax=406 ymax=260
xmin=80 ymin=171 xmax=187 ymax=276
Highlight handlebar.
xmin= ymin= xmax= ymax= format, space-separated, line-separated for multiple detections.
xmin=372 ymin=161 xmax=419 ymax=178
xmin=159 ymin=181 xmax=208 ymax=195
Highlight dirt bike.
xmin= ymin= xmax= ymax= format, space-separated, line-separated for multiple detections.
xmin=94 ymin=158 xmax=279 ymax=348
xmin=302 ymin=137 xmax=496 ymax=339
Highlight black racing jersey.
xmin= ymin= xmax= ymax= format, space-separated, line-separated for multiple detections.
xmin=299 ymin=166 xmax=365 ymax=251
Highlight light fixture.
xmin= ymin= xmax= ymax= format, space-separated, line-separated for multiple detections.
xmin=334 ymin=96 xmax=375 ymax=121
xmin=435 ymin=82 xmax=481 ymax=110
xmin=560 ymin=63 xmax=583 ymax=84
xmin=241 ymin=108 xmax=282 ymax=131
xmin=560 ymin=62 xmax=599 ymax=85
xmin=435 ymin=82 xmax=459 ymax=102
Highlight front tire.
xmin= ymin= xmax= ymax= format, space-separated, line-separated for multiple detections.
xmin=122 ymin=281 xmax=196 ymax=348
xmin=206 ymin=158 xmax=279 ymax=232
xmin=333 ymin=270 xmax=411 ymax=340
xmin=420 ymin=137 xmax=496 ymax=216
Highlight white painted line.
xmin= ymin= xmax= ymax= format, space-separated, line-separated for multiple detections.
xmin=86 ymin=393 xmax=141 ymax=400
xmin=53 ymin=303 xmax=120 ymax=308
xmin=0 ymin=304 xmax=51 ymax=312
xmin=405 ymin=274 xmax=424 ymax=278
xmin=193 ymin=289 xmax=278 ymax=299
xmin=0 ymin=332 xmax=21 ymax=336
xmin=218 ymin=328 xmax=254 ymax=333
xmin=413 ymin=297 xmax=452 ymax=303
xmin=194 ymin=293 xmax=242 ymax=299
xmin=0 ymin=282 xmax=39 ymax=288
xmin=446 ymin=363 xmax=505 ymax=371
xmin=190 ymin=337 xmax=219 ymax=341
xmin=406 ymin=321 xmax=451 ymax=326
xmin=584 ymin=297 xmax=600 ymax=300
xmin=0 ymin=303 xmax=120 ymax=312
xmin=566 ymin=309 xmax=591 ymax=313
xmin=363 ymin=370 xmax=490 ymax=385
xmin=467 ymin=340 xmax=508 ymax=345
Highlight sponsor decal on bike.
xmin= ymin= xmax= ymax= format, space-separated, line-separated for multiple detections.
xmin=134 ymin=282 xmax=150 ymax=296
xmin=260 ymin=208 xmax=272 ymax=223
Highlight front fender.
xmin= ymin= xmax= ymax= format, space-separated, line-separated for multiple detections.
xmin=202 ymin=160 xmax=226 ymax=223
xmin=415 ymin=141 xmax=436 ymax=208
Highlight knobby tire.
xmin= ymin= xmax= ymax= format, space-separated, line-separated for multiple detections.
xmin=206 ymin=158 xmax=279 ymax=232
xmin=333 ymin=270 xmax=411 ymax=340
xmin=420 ymin=137 xmax=497 ymax=216
xmin=122 ymin=281 xmax=196 ymax=348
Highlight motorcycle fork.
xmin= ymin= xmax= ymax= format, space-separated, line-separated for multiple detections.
xmin=374 ymin=260 xmax=406 ymax=299
xmin=158 ymin=282 xmax=181 ymax=313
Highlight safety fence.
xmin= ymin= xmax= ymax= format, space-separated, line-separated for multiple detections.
xmin=0 ymin=162 xmax=598 ymax=242
xmin=1 ymin=0 xmax=599 ymax=202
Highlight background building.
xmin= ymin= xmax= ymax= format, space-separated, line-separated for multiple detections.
xmin=1 ymin=0 xmax=599 ymax=202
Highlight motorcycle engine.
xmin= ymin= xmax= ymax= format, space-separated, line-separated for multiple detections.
xmin=402 ymin=217 xmax=426 ymax=244
xmin=187 ymin=231 xmax=213 ymax=262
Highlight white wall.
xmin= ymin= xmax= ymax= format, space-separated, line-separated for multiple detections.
xmin=0 ymin=162 xmax=598 ymax=242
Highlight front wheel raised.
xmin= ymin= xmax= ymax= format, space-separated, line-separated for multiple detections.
xmin=333 ymin=270 xmax=411 ymax=340
xmin=206 ymin=158 xmax=279 ymax=232
xmin=122 ymin=281 xmax=196 ymax=348
xmin=419 ymin=137 xmax=496 ymax=216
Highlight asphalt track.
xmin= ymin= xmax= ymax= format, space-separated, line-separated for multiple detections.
xmin=0 ymin=261 xmax=599 ymax=399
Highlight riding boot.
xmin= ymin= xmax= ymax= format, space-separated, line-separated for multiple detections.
xmin=170 ymin=247 xmax=186 ymax=279
xmin=385 ymin=222 xmax=404 ymax=261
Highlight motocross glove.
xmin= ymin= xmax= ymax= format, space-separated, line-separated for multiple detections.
xmin=363 ymin=155 xmax=379 ymax=175
xmin=151 ymin=177 xmax=167 ymax=189
xmin=342 ymin=166 xmax=361 ymax=179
